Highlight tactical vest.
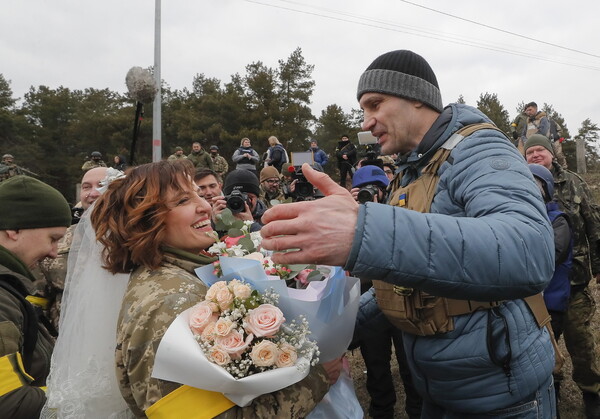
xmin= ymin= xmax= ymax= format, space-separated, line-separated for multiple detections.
xmin=372 ymin=123 xmax=551 ymax=336
xmin=525 ymin=113 xmax=550 ymax=139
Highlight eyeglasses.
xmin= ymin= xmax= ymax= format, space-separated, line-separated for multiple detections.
xmin=265 ymin=179 xmax=280 ymax=184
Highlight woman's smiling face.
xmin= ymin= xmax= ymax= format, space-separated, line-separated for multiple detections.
xmin=162 ymin=180 xmax=216 ymax=254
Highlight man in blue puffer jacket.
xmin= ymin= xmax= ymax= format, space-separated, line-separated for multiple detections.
xmin=261 ymin=50 xmax=556 ymax=417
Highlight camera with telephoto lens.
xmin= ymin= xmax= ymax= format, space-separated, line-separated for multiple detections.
xmin=290 ymin=166 xmax=314 ymax=201
xmin=357 ymin=184 xmax=381 ymax=204
xmin=225 ymin=189 xmax=249 ymax=213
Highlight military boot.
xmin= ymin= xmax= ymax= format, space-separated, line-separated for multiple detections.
xmin=583 ymin=391 xmax=600 ymax=419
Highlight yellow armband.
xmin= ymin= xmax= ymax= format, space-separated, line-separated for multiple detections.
xmin=0 ymin=352 xmax=34 ymax=397
xmin=146 ymin=385 xmax=235 ymax=419
xmin=26 ymin=295 xmax=49 ymax=310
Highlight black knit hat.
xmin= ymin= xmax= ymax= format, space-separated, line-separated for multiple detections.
xmin=357 ymin=50 xmax=443 ymax=112
xmin=223 ymin=170 xmax=261 ymax=197
xmin=0 ymin=176 xmax=71 ymax=230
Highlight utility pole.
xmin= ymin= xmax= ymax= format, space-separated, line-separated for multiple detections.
xmin=152 ymin=0 xmax=162 ymax=162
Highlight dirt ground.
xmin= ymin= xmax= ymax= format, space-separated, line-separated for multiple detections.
xmin=347 ymin=283 xmax=600 ymax=418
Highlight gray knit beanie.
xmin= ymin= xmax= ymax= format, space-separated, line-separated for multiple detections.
xmin=357 ymin=50 xmax=443 ymax=112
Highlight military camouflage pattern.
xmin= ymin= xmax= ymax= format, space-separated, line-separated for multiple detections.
xmin=167 ymin=153 xmax=187 ymax=161
xmin=117 ymin=251 xmax=329 ymax=417
xmin=211 ymin=154 xmax=229 ymax=176
xmin=0 ymin=163 xmax=25 ymax=182
xmin=260 ymin=184 xmax=286 ymax=209
xmin=562 ymin=287 xmax=600 ymax=394
xmin=81 ymin=159 xmax=107 ymax=171
xmin=551 ymin=162 xmax=600 ymax=395
xmin=33 ymin=225 xmax=74 ymax=331
xmin=552 ymin=162 xmax=600 ymax=286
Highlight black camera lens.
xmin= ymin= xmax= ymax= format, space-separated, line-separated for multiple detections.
xmin=226 ymin=196 xmax=246 ymax=213
xmin=357 ymin=185 xmax=379 ymax=204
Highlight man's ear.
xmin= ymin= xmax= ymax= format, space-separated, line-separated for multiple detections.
xmin=4 ymin=230 xmax=20 ymax=241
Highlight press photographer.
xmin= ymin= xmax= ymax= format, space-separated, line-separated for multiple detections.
xmin=351 ymin=165 xmax=389 ymax=204
xmin=212 ymin=169 xmax=267 ymax=232
xmin=282 ymin=152 xmax=324 ymax=202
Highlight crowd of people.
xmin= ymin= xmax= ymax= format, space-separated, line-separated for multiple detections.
xmin=1 ymin=48 xmax=599 ymax=419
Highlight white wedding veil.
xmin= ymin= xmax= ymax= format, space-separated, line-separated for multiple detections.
xmin=42 ymin=206 xmax=133 ymax=418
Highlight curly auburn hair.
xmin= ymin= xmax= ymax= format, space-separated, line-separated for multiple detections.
xmin=90 ymin=159 xmax=196 ymax=274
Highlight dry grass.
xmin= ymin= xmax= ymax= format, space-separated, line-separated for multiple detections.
xmin=347 ymin=171 xmax=600 ymax=418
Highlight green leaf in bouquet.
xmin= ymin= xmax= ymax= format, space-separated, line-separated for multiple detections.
xmin=237 ymin=236 xmax=256 ymax=253
xmin=284 ymin=264 xmax=309 ymax=279
xmin=307 ymin=270 xmax=324 ymax=282
xmin=214 ymin=208 xmax=235 ymax=231
xmin=228 ymin=228 xmax=245 ymax=238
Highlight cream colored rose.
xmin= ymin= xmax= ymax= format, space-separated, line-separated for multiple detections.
xmin=189 ymin=301 xmax=218 ymax=335
xmin=206 ymin=281 xmax=228 ymax=302
xmin=208 ymin=345 xmax=231 ymax=366
xmin=215 ymin=329 xmax=253 ymax=359
xmin=201 ymin=322 xmax=217 ymax=343
xmin=275 ymin=343 xmax=298 ymax=368
xmin=250 ymin=340 xmax=279 ymax=367
xmin=232 ymin=283 xmax=252 ymax=300
xmin=214 ymin=318 xmax=236 ymax=336
xmin=243 ymin=252 xmax=264 ymax=262
xmin=244 ymin=304 xmax=285 ymax=338
xmin=215 ymin=287 xmax=234 ymax=311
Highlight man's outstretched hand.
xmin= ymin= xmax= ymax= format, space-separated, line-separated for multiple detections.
xmin=260 ymin=164 xmax=359 ymax=266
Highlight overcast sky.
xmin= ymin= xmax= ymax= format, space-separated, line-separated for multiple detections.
xmin=2 ymin=0 xmax=599 ymax=138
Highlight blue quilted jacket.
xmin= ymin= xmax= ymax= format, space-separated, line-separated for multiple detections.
xmin=347 ymin=104 xmax=555 ymax=412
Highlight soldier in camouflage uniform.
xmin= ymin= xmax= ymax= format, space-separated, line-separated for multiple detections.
xmin=81 ymin=151 xmax=107 ymax=172
xmin=89 ymin=160 xmax=334 ymax=417
xmin=187 ymin=141 xmax=214 ymax=170
xmin=210 ymin=145 xmax=229 ymax=177
xmin=167 ymin=146 xmax=187 ymax=161
xmin=0 ymin=154 xmax=25 ymax=182
xmin=526 ymin=135 xmax=600 ymax=417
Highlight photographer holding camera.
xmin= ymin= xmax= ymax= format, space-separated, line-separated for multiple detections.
xmin=282 ymin=162 xmax=325 ymax=202
xmin=350 ymin=165 xmax=389 ymax=204
xmin=212 ymin=169 xmax=267 ymax=232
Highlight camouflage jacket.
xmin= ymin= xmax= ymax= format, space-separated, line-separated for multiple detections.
xmin=81 ymin=160 xmax=107 ymax=171
xmin=187 ymin=150 xmax=214 ymax=170
xmin=552 ymin=162 xmax=600 ymax=285
xmin=33 ymin=225 xmax=75 ymax=331
xmin=167 ymin=154 xmax=187 ymax=161
xmin=0 ymin=163 xmax=25 ymax=182
xmin=211 ymin=154 xmax=229 ymax=176
xmin=0 ymin=245 xmax=54 ymax=417
xmin=260 ymin=184 xmax=286 ymax=209
xmin=116 ymin=249 xmax=329 ymax=418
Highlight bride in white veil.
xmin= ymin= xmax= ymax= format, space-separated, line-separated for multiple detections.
xmin=42 ymin=171 xmax=133 ymax=419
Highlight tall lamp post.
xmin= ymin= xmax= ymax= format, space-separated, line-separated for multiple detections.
xmin=152 ymin=0 xmax=162 ymax=162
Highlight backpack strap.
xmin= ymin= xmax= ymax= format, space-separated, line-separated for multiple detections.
xmin=0 ymin=279 xmax=39 ymax=372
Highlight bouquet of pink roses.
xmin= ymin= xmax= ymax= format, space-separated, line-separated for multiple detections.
xmin=189 ymin=279 xmax=318 ymax=379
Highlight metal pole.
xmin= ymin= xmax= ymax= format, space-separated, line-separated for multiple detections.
xmin=152 ymin=0 xmax=162 ymax=162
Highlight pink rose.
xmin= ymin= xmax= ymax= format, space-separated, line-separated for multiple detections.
xmin=215 ymin=329 xmax=254 ymax=359
xmin=189 ymin=302 xmax=218 ymax=334
xmin=206 ymin=281 xmax=227 ymax=302
xmin=232 ymin=283 xmax=252 ymax=300
xmin=244 ymin=304 xmax=285 ymax=338
xmin=250 ymin=340 xmax=279 ymax=367
xmin=224 ymin=235 xmax=243 ymax=248
xmin=215 ymin=287 xmax=234 ymax=311
xmin=208 ymin=345 xmax=231 ymax=366
xmin=214 ymin=318 xmax=236 ymax=337
xmin=296 ymin=269 xmax=315 ymax=286
xmin=201 ymin=322 xmax=217 ymax=343
xmin=275 ymin=343 xmax=298 ymax=368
